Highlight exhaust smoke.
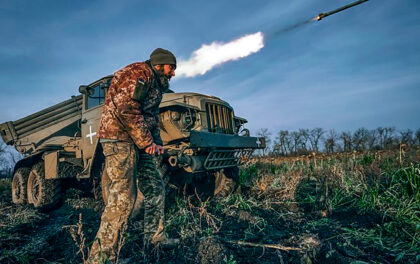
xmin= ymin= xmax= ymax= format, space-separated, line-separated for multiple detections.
xmin=267 ymin=18 xmax=314 ymax=39
xmin=176 ymin=32 xmax=264 ymax=78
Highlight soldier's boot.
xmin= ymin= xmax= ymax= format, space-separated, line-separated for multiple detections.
xmin=147 ymin=220 xmax=179 ymax=250
xmin=117 ymin=257 xmax=133 ymax=264
xmin=152 ymin=236 xmax=180 ymax=250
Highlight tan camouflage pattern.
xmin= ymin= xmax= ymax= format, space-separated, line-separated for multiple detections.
xmin=88 ymin=142 xmax=137 ymax=263
xmin=98 ymin=61 xmax=163 ymax=149
xmin=90 ymin=61 xmax=168 ymax=262
xmin=137 ymin=152 xmax=166 ymax=246
xmin=89 ymin=147 xmax=168 ymax=262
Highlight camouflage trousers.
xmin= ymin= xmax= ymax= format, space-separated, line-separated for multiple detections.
xmin=88 ymin=142 xmax=166 ymax=263
xmin=137 ymin=151 xmax=166 ymax=246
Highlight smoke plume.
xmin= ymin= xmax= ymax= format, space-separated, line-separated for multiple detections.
xmin=176 ymin=32 xmax=264 ymax=78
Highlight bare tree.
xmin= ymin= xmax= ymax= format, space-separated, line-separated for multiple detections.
xmin=0 ymin=139 xmax=22 ymax=177
xmin=290 ymin=131 xmax=302 ymax=155
xmin=353 ymin=128 xmax=370 ymax=151
xmin=0 ymin=140 xmax=8 ymax=177
xmin=284 ymin=131 xmax=293 ymax=155
xmin=340 ymin=131 xmax=352 ymax=152
xmin=298 ymin=128 xmax=310 ymax=154
xmin=274 ymin=130 xmax=291 ymax=156
xmin=376 ymin=126 xmax=398 ymax=149
xmin=257 ymin=126 xmax=417 ymax=156
xmin=376 ymin=127 xmax=385 ymax=149
xmin=383 ymin=127 xmax=396 ymax=149
xmin=399 ymin=129 xmax=414 ymax=146
xmin=8 ymin=149 xmax=22 ymax=166
xmin=416 ymin=128 xmax=420 ymax=145
xmin=367 ymin=129 xmax=379 ymax=150
xmin=324 ymin=129 xmax=339 ymax=154
xmin=309 ymin=128 xmax=324 ymax=153
xmin=257 ymin=128 xmax=272 ymax=156
xmin=272 ymin=141 xmax=281 ymax=156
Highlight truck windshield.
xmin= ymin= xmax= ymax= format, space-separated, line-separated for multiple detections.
xmin=87 ymin=85 xmax=105 ymax=109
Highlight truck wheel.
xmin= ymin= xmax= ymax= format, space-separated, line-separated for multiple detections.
xmin=27 ymin=162 xmax=62 ymax=211
xmin=214 ymin=166 xmax=240 ymax=197
xmin=12 ymin=167 xmax=30 ymax=204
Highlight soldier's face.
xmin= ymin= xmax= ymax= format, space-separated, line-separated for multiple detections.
xmin=162 ymin=64 xmax=176 ymax=79
xmin=155 ymin=64 xmax=175 ymax=80
xmin=154 ymin=64 xmax=175 ymax=91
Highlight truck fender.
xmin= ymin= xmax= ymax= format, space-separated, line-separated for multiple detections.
xmin=78 ymin=140 xmax=104 ymax=179
xmin=86 ymin=143 xmax=104 ymax=200
xmin=89 ymin=143 xmax=105 ymax=179
xmin=13 ymin=152 xmax=43 ymax=174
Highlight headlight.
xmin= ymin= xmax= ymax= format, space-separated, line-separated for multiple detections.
xmin=180 ymin=110 xmax=196 ymax=129
xmin=169 ymin=109 xmax=197 ymax=130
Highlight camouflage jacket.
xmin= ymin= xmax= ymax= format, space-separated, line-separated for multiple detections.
xmin=98 ymin=61 xmax=163 ymax=149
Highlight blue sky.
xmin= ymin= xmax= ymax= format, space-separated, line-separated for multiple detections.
xmin=0 ymin=0 xmax=419 ymax=136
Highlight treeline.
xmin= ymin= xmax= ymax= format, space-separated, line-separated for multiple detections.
xmin=0 ymin=140 xmax=21 ymax=177
xmin=257 ymin=127 xmax=420 ymax=156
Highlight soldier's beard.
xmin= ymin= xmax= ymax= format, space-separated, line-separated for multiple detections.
xmin=155 ymin=68 xmax=171 ymax=92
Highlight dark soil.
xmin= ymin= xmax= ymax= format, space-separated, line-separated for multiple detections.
xmin=0 ymin=178 xmax=409 ymax=264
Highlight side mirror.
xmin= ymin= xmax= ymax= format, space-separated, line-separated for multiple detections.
xmin=79 ymin=85 xmax=89 ymax=94
xmin=79 ymin=85 xmax=95 ymax=95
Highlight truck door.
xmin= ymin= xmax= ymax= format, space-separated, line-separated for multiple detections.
xmin=80 ymin=84 xmax=106 ymax=165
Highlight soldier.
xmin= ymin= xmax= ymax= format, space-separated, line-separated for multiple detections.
xmin=88 ymin=48 xmax=178 ymax=263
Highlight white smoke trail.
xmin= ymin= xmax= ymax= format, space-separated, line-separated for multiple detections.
xmin=176 ymin=32 xmax=264 ymax=78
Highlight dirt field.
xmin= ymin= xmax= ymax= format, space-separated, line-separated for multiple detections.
xmin=0 ymin=149 xmax=419 ymax=264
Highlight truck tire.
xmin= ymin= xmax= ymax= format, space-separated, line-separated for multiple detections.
xmin=213 ymin=166 xmax=240 ymax=197
xmin=12 ymin=167 xmax=30 ymax=204
xmin=27 ymin=162 xmax=63 ymax=211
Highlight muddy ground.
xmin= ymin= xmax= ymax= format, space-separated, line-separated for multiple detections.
xmin=0 ymin=174 xmax=404 ymax=264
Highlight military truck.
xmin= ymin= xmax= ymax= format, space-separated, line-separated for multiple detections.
xmin=0 ymin=75 xmax=265 ymax=210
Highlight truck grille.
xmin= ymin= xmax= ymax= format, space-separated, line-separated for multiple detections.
xmin=205 ymin=103 xmax=234 ymax=134
xmin=203 ymin=149 xmax=254 ymax=170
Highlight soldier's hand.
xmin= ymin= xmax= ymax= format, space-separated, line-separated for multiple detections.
xmin=145 ymin=143 xmax=164 ymax=155
xmin=154 ymin=144 xmax=164 ymax=155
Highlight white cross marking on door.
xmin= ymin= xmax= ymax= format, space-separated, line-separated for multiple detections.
xmin=86 ymin=125 xmax=97 ymax=144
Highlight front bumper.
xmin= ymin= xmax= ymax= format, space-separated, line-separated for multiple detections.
xmin=172 ymin=131 xmax=266 ymax=171
xmin=189 ymin=131 xmax=266 ymax=149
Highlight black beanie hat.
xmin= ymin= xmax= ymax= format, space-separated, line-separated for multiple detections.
xmin=150 ymin=48 xmax=177 ymax=66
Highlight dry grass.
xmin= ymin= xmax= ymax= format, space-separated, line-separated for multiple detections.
xmin=1 ymin=148 xmax=419 ymax=263
xmin=65 ymin=213 xmax=88 ymax=263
